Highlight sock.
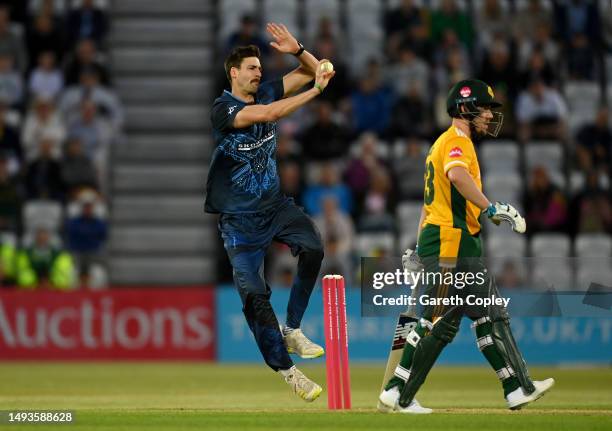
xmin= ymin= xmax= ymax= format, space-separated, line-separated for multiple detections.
xmin=475 ymin=321 xmax=520 ymax=396
xmin=278 ymin=365 xmax=296 ymax=378
xmin=282 ymin=326 xmax=296 ymax=336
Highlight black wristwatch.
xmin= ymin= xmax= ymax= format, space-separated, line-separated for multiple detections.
xmin=293 ymin=42 xmax=305 ymax=57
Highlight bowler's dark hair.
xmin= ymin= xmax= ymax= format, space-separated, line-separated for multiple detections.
xmin=224 ymin=45 xmax=260 ymax=83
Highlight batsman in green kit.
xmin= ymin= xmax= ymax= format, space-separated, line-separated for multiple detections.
xmin=378 ymin=79 xmax=555 ymax=414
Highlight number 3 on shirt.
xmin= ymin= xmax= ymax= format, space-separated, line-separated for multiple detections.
xmin=424 ymin=161 xmax=435 ymax=205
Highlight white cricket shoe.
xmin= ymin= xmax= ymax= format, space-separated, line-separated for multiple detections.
xmin=283 ymin=328 xmax=324 ymax=359
xmin=378 ymin=386 xmax=432 ymax=414
xmin=284 ymin=366 xmax=322 ymax=402
xmin=506 ymin=378 xmax=555 ymax=410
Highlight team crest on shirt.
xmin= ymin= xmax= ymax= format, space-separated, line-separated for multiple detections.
xmin=460 ymin=86 xmax=471 ymax=97
xmin=449 ymin=147 xmax=463 ymax=158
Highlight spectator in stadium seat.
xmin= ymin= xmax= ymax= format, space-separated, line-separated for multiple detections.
xmin=344 ymin=132 xmax=389 ymax=204
xmin=433 ymin=43 xmax=470 ymax=128
xmin=512 ymin=0 xmax=551 ymax=42
xmin=350 ymin=60 xmax=394 ymax=136
xmin=566 ymin=32 xmax=597 ymax=80
xmin=0 ymin=156 xmax=21 ymax=232
xmin=518 ymin=47 xmax=558 ymax=90
xmin=24 ymin=137 xmax=64 ymax=201
xmin=553 ymin=0 xmax=600 ymax=79
xmin=25 ymin=11 xmax=63 ymax=70
xmin=570 ymin=170 xmax=612 ymax=235
xmin=515 ymin=78 xmax=568 ymax=144
xmin=59 ymin=67 xmax=123 ymax=131
xmin=0 ymin=53 xmax=22 ymax=107
xmin=552 ymin=0 xmax=600 ymax=45
xmin=61 ymin=136 xmax=98 ymax=196
xmin=430 ymin=0 xmax=473 ymax=49
xmin=388 ymin=82 xmax=431 ymax=139
xmin=517 ymin=23 xmax=560 ymax=73
xmin=479 ymin=37 xmax=517 ymax=102
xmin=67 ymin=99 xmax=112 ymax=177
xmin=303 ymin=162 xmax=352 ymax=217
xmin=523 ymin=165 xmax=568 ymax=234
xmin=65 ymin=192 xmax=107 ymax=288
xmin=496 ymin=260 xmax=524 ymax=290
xmin=279 ymin=160 xmax=303 ymax=207
xmin=313 ymin=195 xmax=354 ymax=284
xmin=28 ymin=50 xmax=63 ymax=100
xmin=21 ymin=96 xmax=65 ymax=160
xmin=392 ymin=137 xmax=426 ymax=200
xmin=433 ymin=30 xmax=470 ymax=87
xmin=28 ymin=0 xmax=66 ymax=20
xmin=0 ymin=232 xmax=17 ymax=286
xmin=357 ymin=168 xmax=396 ymax=232
xmin=384 ymin=0 xmax=426 ymax=42
xmin=603 ymin=5 xmax=612 ymax=52
xmin=66 ymin=0 xmax=108 ymax=49
xmin=225 ymin=14 xmax=268 ymax=57
xmin=384 ymin=0 xmax=429 ymax=61
xmin=64 ymin=38 xmax=110 ymax=87
xmin=385 ymin=45 xmax=429 ymax=98
xmin=16 ymin=227 xmax=75 ymax=290
xmin=311 ymin=16 xmax=346 ymax=59
xmin=313 ymin=36 xmax=351 ymax=104
xmin=0 ymin=5 xmax=27 ymax=74
xmin=475 ymin=0 xmax=509 ymax=47
xmin=299 ymin=100 xmax=351 ymax=161
xmin=575 ymin=106 xmax=611 ymax=175
xmin=1 ymin=1 xmax=27 ymax=24
xmin=0 ymin=101 xmax=22 ymax=173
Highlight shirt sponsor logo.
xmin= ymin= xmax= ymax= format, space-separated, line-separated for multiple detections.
xmin=228 ymin=105 xmax=237 ymax=115
xmin=460 ymin=86 xmax=471 ymax=98
xmin=449 ymin=147 xmax=463 ymax=158
xmin=236 ymin=130 xmax=275 ymax=151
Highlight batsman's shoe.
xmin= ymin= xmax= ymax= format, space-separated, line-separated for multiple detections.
xmin=506 ymin=378 xmax=555 ymax=410
xmin=284 ymin=367 xmax=322 ymax=402
xmin=395 ymin=399 xmax=433 ymax=414
xmin=378 ymin=386 xmax=400 ymax=411
xmin=378 ymin=386 xmax=432 ymax=414
xmin=283 ymin=328 xmax=324 ymax=359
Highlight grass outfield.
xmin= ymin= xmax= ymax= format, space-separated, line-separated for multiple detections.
xmin=0 ymin=363 xmax=610 ymax=430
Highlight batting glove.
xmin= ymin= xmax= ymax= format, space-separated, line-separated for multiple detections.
xmin=483 ymin=202 xmax=526 ymax=234
xmin=402 ymin=247 xmax=423 ymax=273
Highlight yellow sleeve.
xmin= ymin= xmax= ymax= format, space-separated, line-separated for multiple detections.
xmin=442 ymin=137 xmax=474 ymax=175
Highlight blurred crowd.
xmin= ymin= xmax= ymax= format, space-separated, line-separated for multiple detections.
xmin=218 ymin=0 xmax=612 ymax=286
xmin=0 ymin=0 xmax=120 ymax=290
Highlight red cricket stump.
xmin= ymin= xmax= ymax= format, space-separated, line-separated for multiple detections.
xmin=322 ymin=274 xmax=351 ymax=410
xmin=336 ymin=275 xmax=352 ymax=409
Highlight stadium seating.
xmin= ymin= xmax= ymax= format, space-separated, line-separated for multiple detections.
xmin=23 ymin=201 xmax=63 ymax=232
xmin=263 ymin=0 xmax=299 ymax=37
xmin=575 ymin=234 xmax=612 ymax=257
xmin=531 ymin=233 xmax=571 ymax=257
xmin=483 ymin=173 xmax=522 ymax=208
xmin=219 ymin=0 xmax=257 ymax=43
xmin=356 ymin=232 xmax=395 ymax=257
xmin=525 ymin=141 xmax=564 ymax=173
xmin=480 ymin=140 xmax=520 ymax=174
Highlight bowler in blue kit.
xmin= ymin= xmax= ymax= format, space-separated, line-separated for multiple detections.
xmin=204 ymin=23 xmax=336 ymax=402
